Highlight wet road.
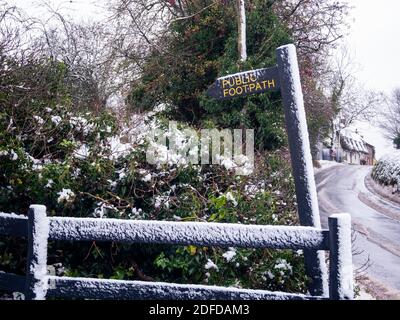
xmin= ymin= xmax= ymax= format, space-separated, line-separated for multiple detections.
xmin=315 ymin=165 xmax=400 ymax=297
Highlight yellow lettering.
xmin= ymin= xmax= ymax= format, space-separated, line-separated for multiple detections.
xmin=235 ymin=76 xmax=242 ymax=86
xmin=221 ymin=75 xmax=276 ymax=97
xmin=261 ymin=81 xmax=268 ymax=89
xmin=268 ymin=79 xmax=275 ymax=88
xmin=222 ymin=79 xmax=230 ymax=88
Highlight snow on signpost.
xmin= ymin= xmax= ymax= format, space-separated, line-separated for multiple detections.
xmin=207 ymin=44 xmax=329 ymax=296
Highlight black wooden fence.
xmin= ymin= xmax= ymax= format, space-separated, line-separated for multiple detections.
xmin=0 ymin=205 xmax=354 ymax=300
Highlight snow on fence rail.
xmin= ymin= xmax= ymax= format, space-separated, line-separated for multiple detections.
xmin=0 ymin=205 xmax=354 ymax=300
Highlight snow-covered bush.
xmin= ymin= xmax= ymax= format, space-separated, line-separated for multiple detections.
xmin=0 ymin=104 xmax=307 ymax=292
xmin=372 ymin=151 xmax=400 ymax=188
xmin=0 ymin=57 xmax=307 ymax=293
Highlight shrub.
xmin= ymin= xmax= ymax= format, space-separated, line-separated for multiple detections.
xmin=0 ymin=103 xmax=308 ymax=294
xmin=371 ymin=151 xmax=400 ymax=187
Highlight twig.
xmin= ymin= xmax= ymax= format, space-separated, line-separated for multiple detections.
xmin=169 ymin=1 xmax=219 ymax=23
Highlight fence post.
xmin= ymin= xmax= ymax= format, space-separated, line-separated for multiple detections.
xmin=328 ymin=213 xmax=354 ymax=300
xmin=25 ymin=205 xmax=49 ymax=300
xmin=276 ymin=44 xmax=328 ymax=296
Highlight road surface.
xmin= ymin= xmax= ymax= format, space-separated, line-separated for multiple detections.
xmin=315 ymin=165 xmax=400 ymax=299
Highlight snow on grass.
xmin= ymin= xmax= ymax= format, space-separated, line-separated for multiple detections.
xmin=314 ymin=160 xmax=344 ymax=173
xmin=69 ymin=116 xmax=94 ymax=135
xmin=57 ymin=189 xmax=76 ymax=204
xmin=9 ymin=150 xmax=18 ymax=161
xmin=356 ymin=288 xmax=375 ymax=300
xmin=141 ymin=173 xmax=152 ymax=182
xmin=224 ymin=192 xmax=238 ymax=207
xmin=0 ymin=149 xmax=19 ymax=161
xmin=51 ymin=115 xmax=62 ymax=125
xmin=274 ymin=258 xmax=293 ymax=275
xmin=45 ymin=179 xmax=54 ymax=188
xmin=204 ymin=259 xmax=219 ymax=271
xmin=222 ymin=248 xmax=236 ymax=262
xmin=33 ymin=115 xmax=45 ymax=125
xmin=73 ymin=144 xmax=90 ymax=159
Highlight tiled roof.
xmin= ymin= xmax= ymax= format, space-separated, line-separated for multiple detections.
xmin=340 ymin=129 xmax=370 ymax=153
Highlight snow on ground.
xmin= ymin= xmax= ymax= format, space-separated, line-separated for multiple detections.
xmin=356 ymin=288 xmax=375 ymax=300
xmin=314 ymin=160 xmax=344 ymax=173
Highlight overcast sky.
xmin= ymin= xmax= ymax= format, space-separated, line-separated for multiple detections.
xmin=8 ymin=0 xmax=399 ymax=158
xmin=346 ymin=0 xmax=400 ymax=94
xmin=13 ymin=0 xmax=399 ymax=95
xmin=344 ymin=0 xmax=399 ymax=158
xmin=11 ymin=0 xmax=105 ymax=23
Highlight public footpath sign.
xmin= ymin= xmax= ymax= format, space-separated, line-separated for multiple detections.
xmin=207 ymin=44 xmax=329 ymax=297
xmin=206 ymin=66 xmax=280 ymax=100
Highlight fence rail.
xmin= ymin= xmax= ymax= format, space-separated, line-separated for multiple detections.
xmin=45 ymin=276 xmax=323 ymax=300
xmin=0 ymin=213 xmax=27 ymax=237
xmin=0 ymin=205 xmax=354 ymax=300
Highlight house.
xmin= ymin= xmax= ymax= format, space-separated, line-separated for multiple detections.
xmin=317 ymin=128 xmax=375 ymax=165
xmin=364 ymin=142 xmax=376 ymax=165
xmin=339 ymin=129 xmax=375 ymax=165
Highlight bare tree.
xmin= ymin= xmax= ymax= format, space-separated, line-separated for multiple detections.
xmin=0 ymin=2 xmax=37 ymax=56
xmin=20 ymin=0 xmax=127 ymax=112
xmin=304 ymin=45 xmax=383 ymax=156
xmin=327 ymin=47 xmax=383 ymax=129
xmin=274 ymin=0 xmax=350 ymax=56
xmin=275 ymin=0 xmax=351 ymax=115
xmin=379 ymin=88 xmax=400 ymax=149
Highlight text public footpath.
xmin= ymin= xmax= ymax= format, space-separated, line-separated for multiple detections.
xmin=207 ymin=66 xmax=280 ymax=100
xmin=221 ymin=73 xmax=276 ymax=98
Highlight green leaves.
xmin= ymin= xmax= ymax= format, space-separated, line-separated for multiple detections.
xmin=127 ymin=0 xmax=290 ymax=151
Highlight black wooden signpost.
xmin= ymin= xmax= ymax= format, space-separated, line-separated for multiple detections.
xmin=207 ymin=44 xmax=329 ymax=297
xmin=206 ymin=66 xmax=280 ymax=100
